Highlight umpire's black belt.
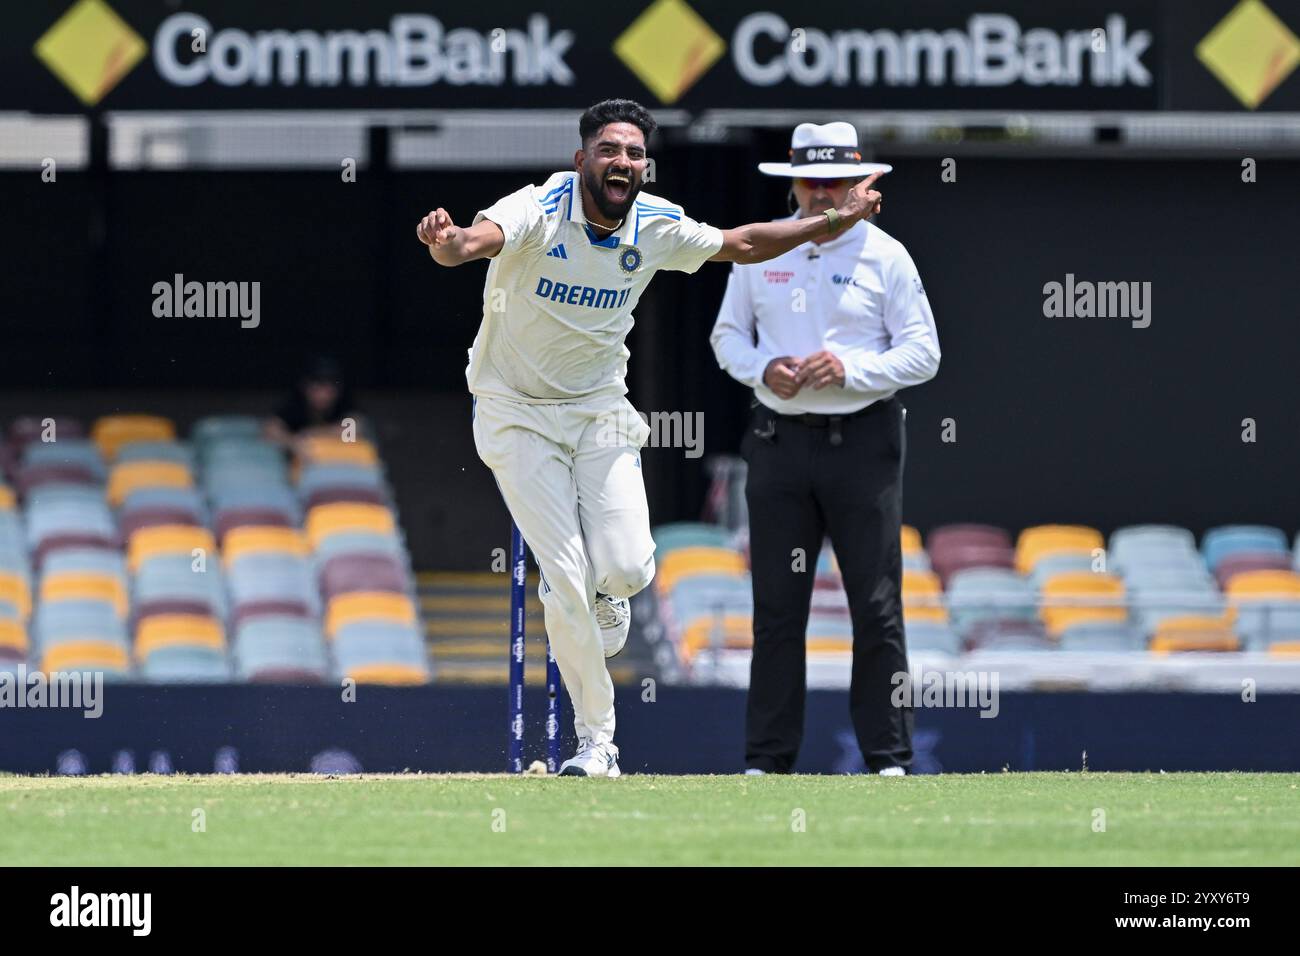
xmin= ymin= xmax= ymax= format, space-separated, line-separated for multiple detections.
xmin=771 ymin=398 xmax=893 ymax=427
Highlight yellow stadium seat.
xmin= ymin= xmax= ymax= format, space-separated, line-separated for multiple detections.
xmin=41 ymin=640 xmax=130 ymax=673
xmin=806 ymin=636 xmax=853 ymax=653
xmin=901 ymin=525 xmax=922 ymax=555
xmin=656 ymin=546 xmax=747 ymax=593
xmin=903 ymin=569 xmax=942 ymax=596
xmin=1039 ymin=571 xmax=1127 ymax=636
xmin=0 ymin=572 xmax=32 ymax=620
xmin=904 ymin=604 xmax=950 ymax=624
xmin=1015 ymin=524 xmax=1104 ymax=574
xmin=1267 ymin=641 xmax=1300 ymax=656
xmin=127 ymin=524 xmax=217 ymax=573
xmin=1150 ymin=615 xmax=1240 ymax=653
xmin=1225 ymin=570 xmax=1300 ymax=599
xmin=134 ymin=614 xmax=225 ymax=660
xmin=325 ymin=591 xmax=417 ymax=638
xmin=0 ymin=485 xmax=14 ymax=510
xmin=39 ymin=572 xmax=128 ymax=618
xmin=680 ymin=612 xmax=753 ymax=661
xmin=345 ymin=663 xmax=428 ymax=685
xmin=107 ymin=460 xmax=192 ymax=506
xmin=92 ymin=414 xmax=175 ymax=461
xmin=306 ymin=502 xmax=396 ymax=550
xmin=0 ymin=619 xmax=28 ymax=653
xmin=299 ymin=437 xmax=380 ymax=467
xmin=222 ymin=526 xmax=310 ymax=565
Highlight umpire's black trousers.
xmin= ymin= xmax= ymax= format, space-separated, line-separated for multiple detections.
xmin=741 ymin=397 xmax=912 ymax=773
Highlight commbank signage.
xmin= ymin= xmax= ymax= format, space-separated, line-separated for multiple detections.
xmin=10 ymin=0 xmax=1300 ymax=112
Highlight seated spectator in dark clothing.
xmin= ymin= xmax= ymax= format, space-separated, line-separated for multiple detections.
xmin=263 ymin=356 xmax=361 ymax=452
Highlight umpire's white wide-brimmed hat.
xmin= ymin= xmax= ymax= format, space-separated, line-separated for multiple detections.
xmin=758 ymin=122 xmax=892 ymax=179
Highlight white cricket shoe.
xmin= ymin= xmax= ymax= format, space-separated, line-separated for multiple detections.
xmin=559 ymin=738 xmax=621 ymax=777
xmin=594 ymin=593 xmax=630 ymax=659
xmin=878 ymin=766 xmax=906 ymax=777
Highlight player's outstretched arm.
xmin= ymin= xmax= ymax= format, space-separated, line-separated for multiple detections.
xmin=416 ymin=208 xmax=505 ymax=267
xmin=709 ymin=173 xmax=884 ymax=265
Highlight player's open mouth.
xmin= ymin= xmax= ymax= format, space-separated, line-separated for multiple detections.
xmin=604 ymin=172 xmax=632 ymax=201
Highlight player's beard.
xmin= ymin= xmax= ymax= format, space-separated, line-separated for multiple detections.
xmin=582 ymin=165 xmax=640 ymax=223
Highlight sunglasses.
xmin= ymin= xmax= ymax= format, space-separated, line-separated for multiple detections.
xmin=793 ymin=177 xmax=855 ymax=190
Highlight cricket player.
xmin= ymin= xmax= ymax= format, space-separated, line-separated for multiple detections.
xmin=417 ymin=99 xmax=883 ymax=776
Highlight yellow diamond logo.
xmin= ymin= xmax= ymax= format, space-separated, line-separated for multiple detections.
xmin=614 ymin=0 xmax=725 ymax=105
xmin=35 ymin=0 xmax=147 ymax=107
xmin=1196 ymin=0 xmax=1300 ymax=109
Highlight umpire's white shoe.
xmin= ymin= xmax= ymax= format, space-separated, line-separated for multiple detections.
xmin=559 ymin=738 xmax=621 ymax=777
xmin=878 ymin=766 xmax=906 ymax=777
xmin=594 ymin=594 xmax=630 ymax=659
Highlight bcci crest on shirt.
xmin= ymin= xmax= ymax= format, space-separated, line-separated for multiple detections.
xmin=619 ymin=246 xmax=643 ymax=274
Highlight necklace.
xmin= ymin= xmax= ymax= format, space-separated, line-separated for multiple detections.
xmin=580 ymin=190 xmax=623 ymax=233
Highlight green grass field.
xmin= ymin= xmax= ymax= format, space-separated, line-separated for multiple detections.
xmin=1 ymin=772 xmax=1296 ymax=866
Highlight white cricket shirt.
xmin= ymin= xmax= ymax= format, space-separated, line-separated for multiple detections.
xmin=710 ymin=216 xmax=941 ymax=415
xmin=466 ymin=171 xmax=724 ymax=403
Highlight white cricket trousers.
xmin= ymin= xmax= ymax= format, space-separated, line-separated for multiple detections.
xmin=472 ymin=393 xmax=656 ymax=747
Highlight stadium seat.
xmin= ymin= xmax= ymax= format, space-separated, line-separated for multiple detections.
xmin=946 ymin=568 xmax=1036 ymax=631
xmin=927 ymin=523 xmax=1012 ymax=553
xmin=1216 ymin=553 xmax=1294 ymax=589
xmin=1038 ymin=571 xmax=1127 ymax=637
xmin=652 ymin=522 xmax=734 ymax=554
xmin=1150 ymin=615 xmax=1240 ymax=653
xmin=191 ymin=415 xmax=263 ymax=445
xmin=656 ymin=546 xmax=746 ymax=593
xmin=333 ymin=620 xmax=429 ymax=682
xmin=21 ymin=439 xmax=107 ymax=480
xmin=931 ymin=542 xmax=1016 ymax=587
xmin=222 ymin=526 xmax=309 ymax=565
xmin=1015 ymin=525 xmax=1104 ymax=574
xmin=905 ymin=621 xmax=961 ymax=654
xmin=900 ymin=525 xmax=923 ymax=555
xmin=1202 ymin=525 xmax=1288 ymax=572
xmin=107 ymin=460 xmax=193 ymax=506
xmin=41 ymin=639 xmax=130 ymax=675
xmin=320 ymin=553 xmax=410 ymax=599
xmin=324 ymin=591 xmax=417 ymax=638
xmin=39 ymin=571 xmax=128 ymax=618
xmin=133 ymin=556 xmax=228 ymax=618
xmin=115 ymin=440 xmax=195 ymax=468
xmin=0 ymin=618 xmax=28 ymax=656
xmin=227 ymin=552 xmax=320 ymax=615
xmin=297 ymin=436 xmax=380 ymax=468
xmin=1224 ymin=570 xmax=1300 ymax=647
xmin=137 ymin=645 xmax=230 ymax=682
xmin=233 ymin=616 xmax=329 ymax=683
xmin=306 ymin=502 xmax=396 ymax=550
xmin=1058 ymin=620 xmax=1146 ymax=652
xmin=127 ymin=525 xmax=217 ymax=573
xmin=0 ymin=571 xmax=32 ymax=619
xmin=119 ymin=507 xmax=204 ymax=543
xmin=92 ymin=415 xmax=176 ymax=461
xmin=680 ymin=611 xmax=753 ymax=660
xmin=35 ymin=599 xmax=128 ymax=647
xmin=134 ymin=613 xmax=225 ymax=660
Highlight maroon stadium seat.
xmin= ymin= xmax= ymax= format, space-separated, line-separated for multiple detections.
xmin=231 ymin=599 xmax=313 ymax=631
xmin=134 ymin=598 xmax=213 ymax=625
xmin=1215 ymin=552 xmax=1293 ymax=589
xmin=33 ymin=534 xmax=120 ymax=572
xmin=928 ymin=523 xmax=1013 ymax=554
xmin=119 ymin=507 xmax=202 ymax=543
xmin=964 ymin=617 xmax=1052 ymax=651
xmin=214 ymin=507 xmax=292 ymax=545
xmin=247 ymin=667 xmax=326 ymax=685
xmin=304 ymin=486 xmax=386 ymax=511
xmin=931 ymin=543 xmax=1016 ymax=587
xmin=320 ymin=553 xmax=409 ymax=599
xmin=16 ymin=463 xmax=99 ymax=496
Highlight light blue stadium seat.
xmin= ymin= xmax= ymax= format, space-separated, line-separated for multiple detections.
xmin=1203 ymin=525 xmax=1288 ymax=571
xmin=22 ymin=439 xmax=106 ymax=479
xmin=333 ymin=620 xmax=428 ymax=676
xmin=947 ymin=568 xmax=1036 ymax=628
xmin=1058 ymin=620 xmax=1146 ymax=651
xmin=35 ymin=599 xmax=128 ymax=646
xmin=208 ymin=484 xmax=300 ymax=522
xmin=227 ymin=554 xmax=319 ymax=613
xmin=233 ymin=616 xmax=329 ymax=680
xmin=133 ymin=556 xmax=228 ymax=617
xmin=191 ymin=415 xmax=264 ymax=446
xmin=906 ymin=621 xmax=962 ymax=654
xmin=652 ymin=522 xmax=734 ymax=555
xmin=138 ymin=645 xmax=230 ymax=683
xmin=120 ymin=486 xmax=208 ymax=519
xmin=116 ymin=440 xmax=195 ymax=468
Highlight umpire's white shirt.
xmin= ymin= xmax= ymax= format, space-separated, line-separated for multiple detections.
xmin=710 ymin=217 xmax=940 ymax=414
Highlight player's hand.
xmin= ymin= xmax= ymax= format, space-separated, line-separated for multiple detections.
xmin=416 ymin=208 xmax=458 ymax=248
xmin=837 ymin=172 xmax=884 ymax=224
xmin=763 ymin=356 xmax=803 ymax=400
xmin=795 ymin=350 xmax=845 ymax=390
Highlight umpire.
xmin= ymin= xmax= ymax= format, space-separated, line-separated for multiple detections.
xmin=710 ymin=122 xmax=941 ymax=775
